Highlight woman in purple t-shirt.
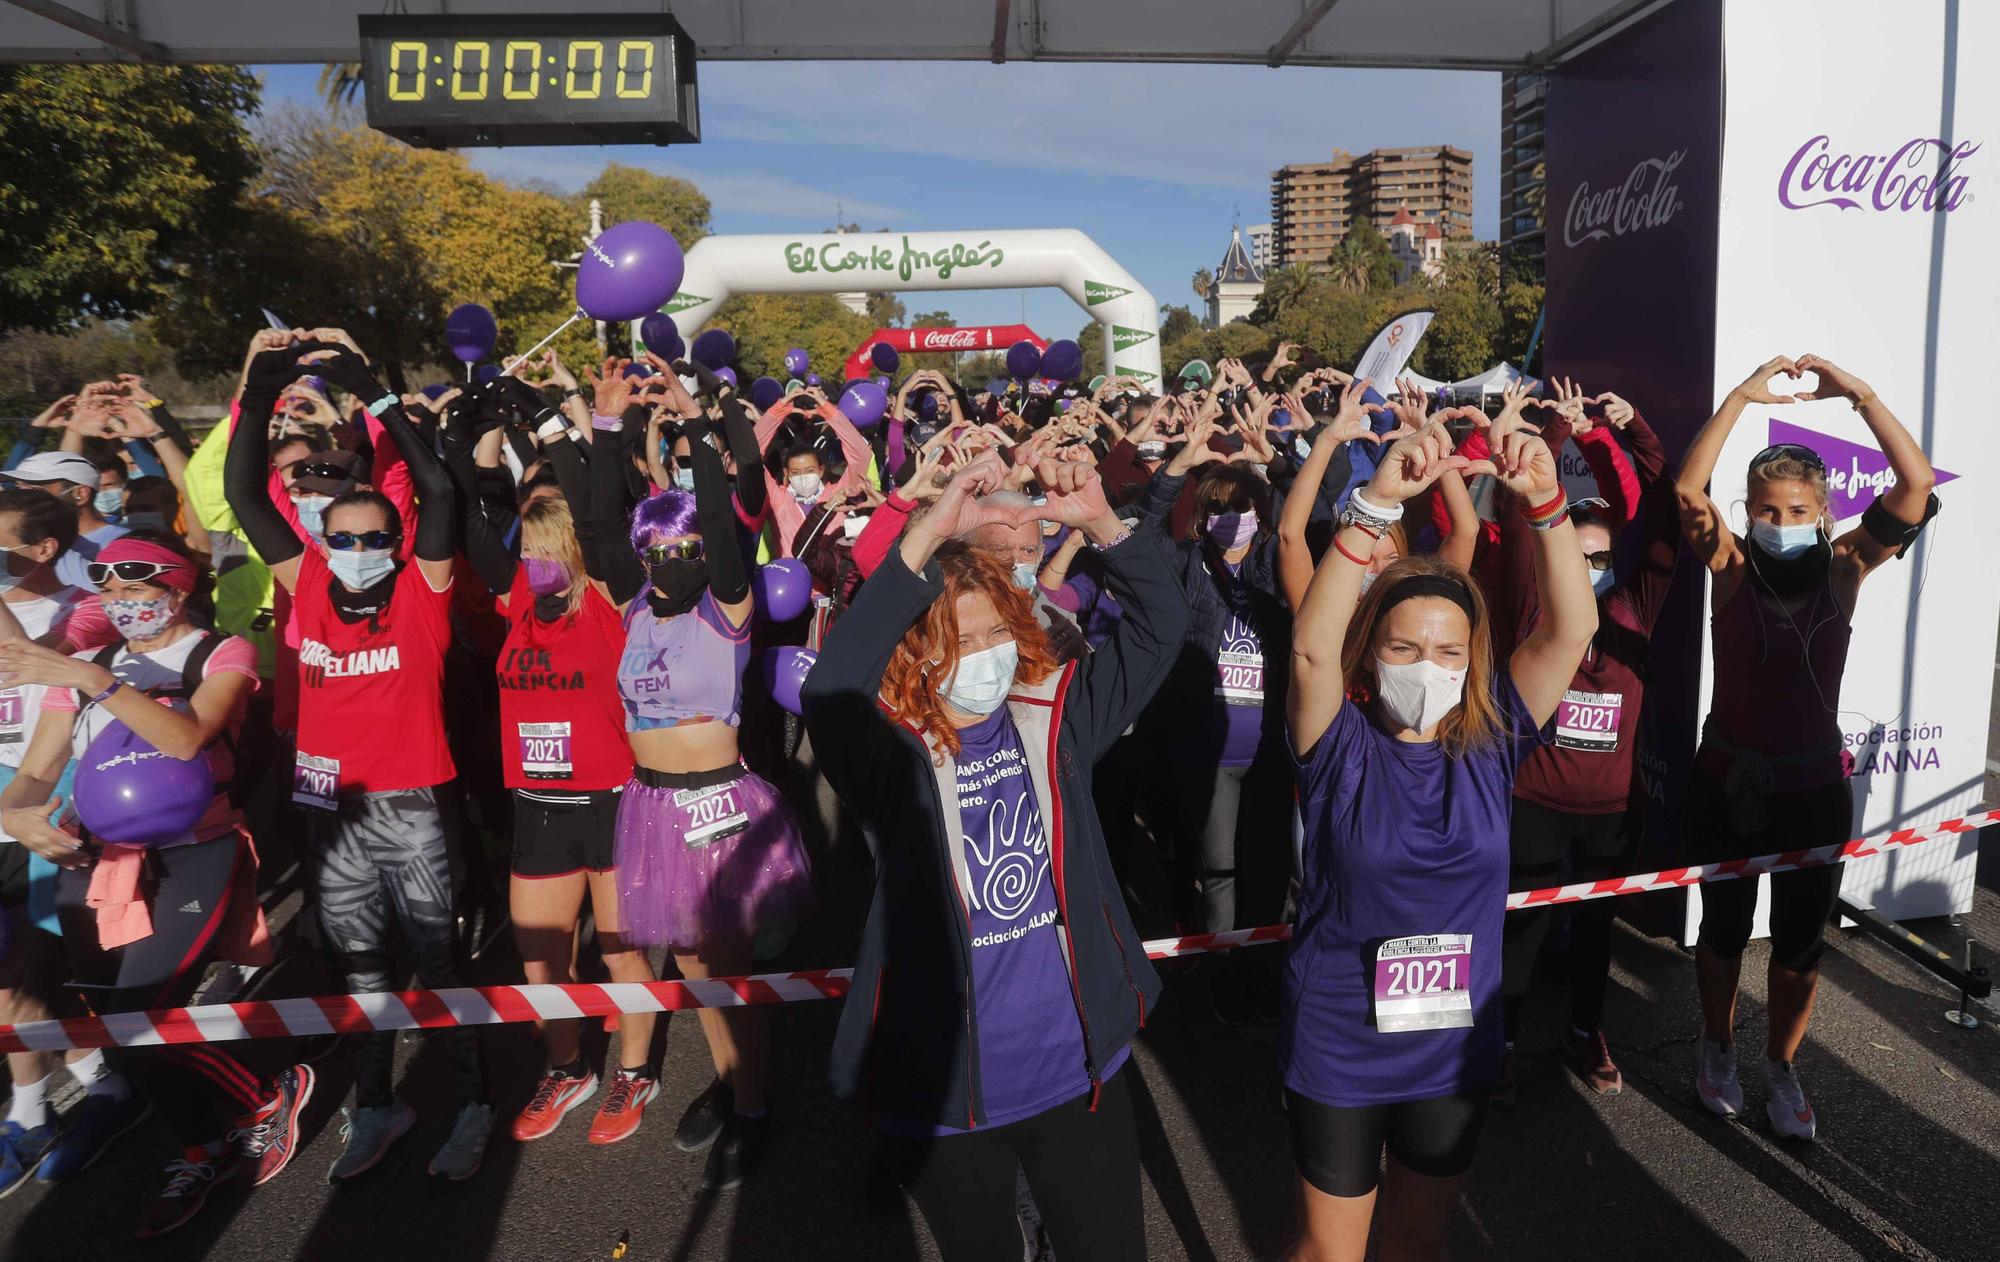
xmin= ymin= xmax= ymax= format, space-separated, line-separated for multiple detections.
xmin=1282 ymin=394 xmax=1598 ymax=1262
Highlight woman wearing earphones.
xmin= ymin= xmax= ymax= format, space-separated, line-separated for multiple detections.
xmin=1674 ymin=354 xmax=1937 ymax=1141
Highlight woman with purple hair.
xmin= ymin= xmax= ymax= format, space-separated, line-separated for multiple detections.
xmin=567 ymin=373 xmax=814 ymax=1191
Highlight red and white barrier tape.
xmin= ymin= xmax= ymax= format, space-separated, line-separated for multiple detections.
xmin=0 ymin=808 xmax=1988 ymax=1054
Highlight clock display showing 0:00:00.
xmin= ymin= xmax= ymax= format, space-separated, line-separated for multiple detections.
xmin=383 ymin=39 xmax=658 ymax=102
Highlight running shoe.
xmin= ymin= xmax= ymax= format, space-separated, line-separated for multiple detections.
xmin=0 ymin=1121 xmax=56 ymax=1198
xmin=231 ymin=1063 xmax=317 ymax=1186
xmin=1696 ymin=1038 xmax=1743 ymax=1118
xmin=135 ymin=1146 xmax=242 ymax=1239
xmin=326 ymin=1100 xmax=416 ymax=1182
xmin=511 ymin=1068 xmax=598 ymax=1142
xmin=1762 ymin=1057 xmax=1817 ymax=1141
xmin=429 ymin=1102 xmax=494 ymax=1181
xmin=702 ymin=1113 xmax=769 ymax=1191
xmin=1568 ymin=1029 xmax=1624 ymax=1096
xmin=587 ymin=1069 xmax=659 ymax=1146
xmin=37 ymin=1090 xmax=153 ymax=1183
xmin=673 ymin=1078 xmax=733 ymax=1153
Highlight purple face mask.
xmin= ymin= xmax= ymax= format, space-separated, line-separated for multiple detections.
xmin=523 ymin=556 xmax=569 ymax=596
xmin=1204 ymin=510 xmax=1259 ymax=551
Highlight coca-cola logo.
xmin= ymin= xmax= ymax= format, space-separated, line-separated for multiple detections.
xmin=916 ymin=329 xmax=980 ymax=350
xmin=1564 ymin=150 xmax=1686 ymax=247
xmin=1778 ymin=135 xmax=1977 ymax=213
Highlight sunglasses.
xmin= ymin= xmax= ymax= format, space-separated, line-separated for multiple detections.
xmin=1749 ymin=442 xmax=1826 ymax=473
xmin=642 ymin=539 xmax=704 ymax=564
xmin=291 ymin=461 xmax=355 ymax=483
xmin=324 ymin=529 xmax=402 ymax=552
xmin=1584 ymin=550 xmax=1614 ymax=572
xmin=87 ymin=559 xmax=184 ymax=586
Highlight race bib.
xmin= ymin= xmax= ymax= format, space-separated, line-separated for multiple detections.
xmin=518 ymin=721 xmax=573 ymax=780
xmin=1373 ymin=934 xmax=1474 ymax=1034
xmin=292 ymin=752 xmax=340 ymax=811
xmin=1555 ymin=689 xmax=1623 ymax=753
xmin=674 ymin=783 xmax=749 ymax=850
xmin=1214 ymin=647 xmax=1265 ymax=707
xmin=0 ymin=689 xmax=25 ymax=746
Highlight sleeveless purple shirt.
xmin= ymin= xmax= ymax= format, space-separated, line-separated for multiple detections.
xmin=618 ymin=592 xmax=751 ymax=732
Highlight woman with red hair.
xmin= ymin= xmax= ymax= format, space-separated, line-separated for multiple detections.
xmin=802 ymin=449 xmax=1186 ymax=1262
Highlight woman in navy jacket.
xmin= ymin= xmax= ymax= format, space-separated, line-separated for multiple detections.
xmin=803 ymin=449 xmax=1185 ymax=1262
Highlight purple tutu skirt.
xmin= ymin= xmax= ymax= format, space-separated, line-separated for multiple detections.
xmin=614 ymin=767 xmax=814 ymax=955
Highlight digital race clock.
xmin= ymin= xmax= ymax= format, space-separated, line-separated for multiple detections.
xmin=357 ymin=13 xmax=699 ymax=148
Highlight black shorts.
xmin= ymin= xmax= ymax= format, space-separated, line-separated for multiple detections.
xmin=1689 ymin=770 xmax=1849 ymax=972
xmin=511 ymin=787 xmax=621 ymax=878
xmin=0 ymin=841 xmax=26 ymax=908
xmin=1286 ymin=1089 xmax=1488 ymax=1198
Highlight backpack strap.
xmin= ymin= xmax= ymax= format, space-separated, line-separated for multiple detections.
xmin=179 ymin=632 xmax=222 ymax=698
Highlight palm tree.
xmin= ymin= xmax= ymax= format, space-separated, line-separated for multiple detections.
xmin=1265 ymin=261 xmax=1320 ymax=316
xmin=1330 ymin=247 xmax=1372 ymax=294
xmin=319 ymin=62 xmax=365 ymax=109
xmin=1191 ymin=268 xmax=1214 ymax=301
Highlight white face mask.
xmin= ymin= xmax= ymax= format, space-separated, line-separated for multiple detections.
xmin=1374 ymin=656 xmax=1467 ymax=734
xmin=1010 ymin=561 xmax=1038 ymax=591
xmin=1748 ymin=519 xmax=1822 ymax=559
xmin=1359 ymin=570 xmax=1379 ymax=595
xmin=673 ymin=468 xmax=697 ymax=493
xmin=940 ymin=641 xmax=1018 ymax=716
xmin=1590 ymin=565 xmax=1617 ymax=596
xmin=788 ymin=473 xmax=823 ymax=501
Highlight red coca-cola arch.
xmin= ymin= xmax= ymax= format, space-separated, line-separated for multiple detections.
xmin=841 ymin=325 xmax=1045 ymax=384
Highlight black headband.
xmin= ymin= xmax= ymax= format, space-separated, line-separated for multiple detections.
xmin=1376 ymin=573 xmax=1478 ymax=627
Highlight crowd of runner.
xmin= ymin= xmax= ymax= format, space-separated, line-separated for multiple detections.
xmin=0 ymin=327 xmax=1937 ymax=1259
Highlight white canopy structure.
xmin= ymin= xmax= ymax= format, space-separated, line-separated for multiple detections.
xmin=1393 ymin=362 xmax=1540 ymax=399
xmin=0 ymin=0 xmax=1673 ymax=69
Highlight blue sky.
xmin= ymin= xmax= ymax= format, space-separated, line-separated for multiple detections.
xmin=258 ymin=61 xmax=1499 ymax=338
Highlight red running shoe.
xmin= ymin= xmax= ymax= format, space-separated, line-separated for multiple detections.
xmin=233 ymin=1063 xmax=317 ymax=1186
xmin=135 ymin=1146 xmax=242 ymax=1239
xmin=511 ymin=1069 xmax=598 ymax=1142
xmin=588 ymin=1070 xmax=660 ymax=1146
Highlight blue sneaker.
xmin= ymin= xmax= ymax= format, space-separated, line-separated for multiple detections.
xmin=37 ymin=1092 xmax=153 ymax=1183
xmin=0 ymin=1120 xmax=58 ymax=1198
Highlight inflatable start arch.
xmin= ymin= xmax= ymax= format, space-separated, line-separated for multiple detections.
xmin=641 ymin=229 xmax=1163 ymax=384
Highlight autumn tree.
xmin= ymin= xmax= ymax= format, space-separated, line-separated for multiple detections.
xmin=0 ymin=65 xmax=260 ymax=332
xmin=574 ymin=162 xmax=710 ymax=249
xmin=702 ymin=292 xmax=874 ymax=385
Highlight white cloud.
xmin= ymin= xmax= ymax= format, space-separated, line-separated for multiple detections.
xmin=464 ymin=149 xmax=906 ymax=225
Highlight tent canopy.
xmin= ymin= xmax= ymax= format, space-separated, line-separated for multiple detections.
xmin=1395 ymin=362 xmax=1540 ymax=397
xmin=1 ymin=0 xmax=1668 ymax=69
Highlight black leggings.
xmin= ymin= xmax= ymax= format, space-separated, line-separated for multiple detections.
xmin=56 ymin=833 xmax=274 ymax=1144
xmin=1286 ymin=1089 xmax=1488 ymax=1198
xmin=1501 ymin=799 xmax=1635 ymax=1041
xmin=1690 ymin=772 xmax=1849 ymax=973
xmin=881 ymin=1068 xmax=1144 ymax=1262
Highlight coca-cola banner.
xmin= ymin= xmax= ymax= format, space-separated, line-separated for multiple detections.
xmin=1698 ymin=0 xmax=1998 ymax=922
xmin=1543 ymin=0 xmax=1724 ymax=901
xmin=841 ymin=325 xmax=1046 ymax=383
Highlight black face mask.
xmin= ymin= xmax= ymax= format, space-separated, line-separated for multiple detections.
xmin=646 ymin=557 xmax=709 ymax=617
xmin=328 ymin=566 xmax=398 ymax=623
xmin=533 ymin=591 xmax=570 ymax=622
xmin=1746 ymin=535 xmax=1832 ymax=599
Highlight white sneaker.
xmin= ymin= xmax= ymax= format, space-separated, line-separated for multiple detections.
xmin=1696 ymin=1038 xmax=1743 ymax=1118
xmin=428 ymin=1101 xmax=494 ymax=1181
xmin=1762 ymin=1057 xmax=1817 ymax=1141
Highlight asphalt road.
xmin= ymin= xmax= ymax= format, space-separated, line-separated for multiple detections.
xmin=4 ymin=721 xmax=1998 ymax=1260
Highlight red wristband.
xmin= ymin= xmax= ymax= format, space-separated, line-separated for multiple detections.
xmin=1332 ymin=532 xmax=1372 ymax=567
xmin=1525 ymin=488 xmax=1567 ymax=518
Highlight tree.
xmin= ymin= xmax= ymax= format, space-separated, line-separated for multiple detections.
xmin=910 ymin=310 xmax=954 ymax=328
xmin=1341 ymin=220 xmax=1401 ymax=292
xmin=319 ymin=63 xmax=364 ymax=108
xmin=864 ymin=292 xmax=906 ymax=328
xmin=704 ymin=291 xmax=873 ymax=385
xmin=575 ymin=163 xmax=710 ymax=250
xmin=162 ymin=107 xmax=581 ymax=389
xmin=0 ymin=65 xmax=260 ymax=332
xmin=1259 ymin=263 xmax=1321 ymax=321
xmin=1076 ymin=322 xmax=1105 ymax=380
xmin=1191 ymin=268 xmax=1214 ymax=302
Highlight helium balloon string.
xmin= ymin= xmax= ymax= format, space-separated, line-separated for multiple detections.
xmin=503 ymin=309 xmax=586 ymax=378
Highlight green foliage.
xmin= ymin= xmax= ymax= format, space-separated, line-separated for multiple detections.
xmin=864 ymin=292 xmax=907 ymax=328
xmin=0 ymin=320 xmax=237 ymax=417
xmin=0 ymin=65 xmax=261 ymax=332
xmin=1159 ymin=305 xmax=1202 ymax=344
xmin=575 ymin=163 xmax=710 ymax=250
xmin=704 ymin=292 xmax=874 ymax=385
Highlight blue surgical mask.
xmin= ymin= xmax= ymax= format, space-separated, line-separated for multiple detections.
xmin=673 ymin=468 xmax=697 ymax=493
xmin=326 ymin=546 xmax=398 ymax=591
xmin=1010 ymin=561 xmax=1038 ymax=591
xmin=1591 ymin=565 xmax=1617 ymax=596
xmin=941 ymin=641 xmax=1018 ymax=716
xmin=1749 ymin=519 xmax=1823 ymax=559
xmin=295 ymin=495 xmax=332 ymax=539
xmin=93 ymin=489 xmax=125 ymax=519
xmin=123 ymin=511 xmax=168 ymax=532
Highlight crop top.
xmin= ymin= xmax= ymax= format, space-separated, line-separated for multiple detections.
xmin=617 ymin=591 xmax=751 ymax=732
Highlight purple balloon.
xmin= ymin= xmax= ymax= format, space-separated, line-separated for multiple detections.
xmin=473 ymin=364 xmax=501 ymax=383
xmin=840 ymin=381 xmax=889 ymax=429
xmin=750 ymin=376 xmax=784 ymax=411
xmin=639 ymin=312 xmax=679 ymax=355
xmin=806 ymin=373 xmax=823 ymax=388
xmin=762 ymin=646 xmax=818 ymax=717
xmin=872 ymin=374 xmax=891 ymax=390
xmin=576 ymin=221 xmax=686 ymax=323
xmin=691 ymin=328 xmax=736 ymax=370
xmin=73 ymin=717 xmax=216 ymax=848
xmin=445 ymin=303 xmax=497 ymax=364
xmin=1040 ymin=339 xmax=1083 ymax=382
xmin=870 ymin=342 xmax=901 ymax=374
xmin=1005 ymin=340 xmax=1042 ymax=380
xmin=754 ymin=558 xmax=813 ymax=622
xmin=783 ymin=347 xmax=811 ymax=377
xmin=622 ymin=362 xmax=654 ymax=379
xmin=916 ymin=392 xmax=940 ymax=421
xmin=418 ymin=383 xmax=452 ymax=400
xmin=715 ymin=366 xmax=738 ymax=389
xmin=986 ymin=377 xmax=1009 ymax=396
